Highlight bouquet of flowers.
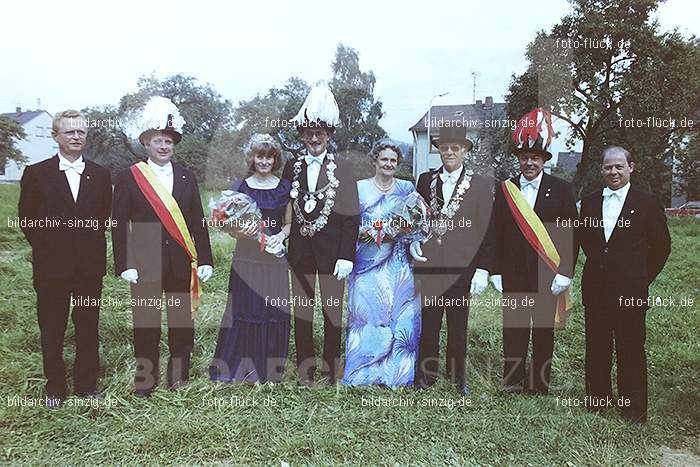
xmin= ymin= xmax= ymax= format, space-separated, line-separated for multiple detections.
xmin=209 ymin=190 xmax=285 ymax=257
xmin=359 ymin=191 xmax=431 ymax=246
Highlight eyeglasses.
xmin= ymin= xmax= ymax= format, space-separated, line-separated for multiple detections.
xmin=438 ymin=144 xmax=463 ymax=153
xmin=302 ymin=130 xmax=329 ymax=140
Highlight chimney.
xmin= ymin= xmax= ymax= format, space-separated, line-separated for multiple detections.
xmin=16 ymin=106 xmax=22 ymax=114
xmin=485 ymin=96 xmax=493 ymax=109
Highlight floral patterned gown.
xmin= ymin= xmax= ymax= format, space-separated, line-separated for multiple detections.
xmin=341 ymin=178 xmax=424 ymax=387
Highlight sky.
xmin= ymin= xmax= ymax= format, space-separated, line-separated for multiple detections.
xmin=2 ymin=0 xmax=699 ymax=158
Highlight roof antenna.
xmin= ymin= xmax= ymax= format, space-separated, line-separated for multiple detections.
xmin=471 ymin=71 xmax=480 ymax=104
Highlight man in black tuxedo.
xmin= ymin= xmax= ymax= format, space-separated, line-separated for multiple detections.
xmin=18 ymin=110 xmax=112 ymax=407
xmin=112 ymin=97 xmax=213 ymax=396
xmin=578 ymin=146 xmax=670 ymax=423
xmin=491 ymin=108 xmax=578 ymax=395
xmin=281 ymin=83 xmax=359 ymax=385
xmin=412 ymin=126 xmax=496 ymax=395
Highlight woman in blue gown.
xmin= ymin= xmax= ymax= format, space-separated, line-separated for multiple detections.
xmin=210 ymin=134 xmax=292 ymax=383
xmin=342 ymin=140 xmax=426 ymax=387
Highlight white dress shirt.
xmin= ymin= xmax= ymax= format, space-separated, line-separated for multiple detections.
xmin=440 ymin=164 xmax=465 ymax=202
xmin=305 ymin=150 xmax=326 ymax=192
xmin=519 ymin=171 xmax=543 ymax=209
xmin=303 ymin=150 xmax=326 ymax=213
xmin=58 ymin=152 xmax=84 ymax=202
xmin=147 ymin=159 xmax=174 ymax=194
xmin=602 ymin=182 xmax=631 ymax=242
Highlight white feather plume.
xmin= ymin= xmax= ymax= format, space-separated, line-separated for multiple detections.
xmin=290 ymin=81 xmax=340 ymax=127
xmin=122 ymin=96 xmax=186 ymax=141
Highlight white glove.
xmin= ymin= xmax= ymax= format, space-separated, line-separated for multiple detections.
xmin=197 ymin=265 xmax=213 ymax=282
xmin=551 ymin=274 xmax=571 ymax=295
xmin=333 ymin=259 xmax=353 ymax=280
xmin=490 ymin=274 xmax=503 ymax=293
xmin=470 ymin=268 xmax=489 ymax=295
xmin=120 ymin=268 xmax=139 ymax=284
xmin=264 ymin=232 xmax=286 ymax=256
xmin=409 ymin=240 xmax=427 ymax=262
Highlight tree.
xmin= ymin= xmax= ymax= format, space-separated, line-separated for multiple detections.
xmin=330 ymin=43 xmax=387 ymax=153
xmin=506 ymin=0 xmax=700 ymax=201
xmin=470 ymin=110 xmax=519 ymax=181
xmin=231 ymin=44 xmax=389 ymax=183
xmin=674 ymin=130 xmax=700 ymax=200
xmin=82 ymin=74 xmax=235 ymax=183
xmin=0 ymin=116 xmax=27 ymax=171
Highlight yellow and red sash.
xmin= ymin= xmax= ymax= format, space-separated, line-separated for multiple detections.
xmin=501 ymin=179 xmax=572 ymax=328
xmin=130 ymin=162 xmax=200 ymax=317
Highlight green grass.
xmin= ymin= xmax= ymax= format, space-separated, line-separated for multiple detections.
xmin=0 ymin=183 xmax=698 ymax=465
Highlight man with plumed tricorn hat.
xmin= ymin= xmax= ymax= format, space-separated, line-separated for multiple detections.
xmin=281 ymin=81 xmax=360 ymax=385
xmin=491 ymin=107 xmax=578 ymax=395
xmin=112 ymin=96 xmax=213 ymax=396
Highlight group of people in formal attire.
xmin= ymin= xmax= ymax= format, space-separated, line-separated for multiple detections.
xmin=18 ymin=83 xmax=670 ymax=424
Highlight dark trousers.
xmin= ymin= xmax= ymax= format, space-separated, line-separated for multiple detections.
xmin=585 ymin=305 xmax=648 ymax=422
xmin=130 ymin=270 xmax=193 ymax=393
xmin=415 ymin=275 xmax=470 ymax=390
xmin=290 ymin=255 xmax=344 ymax=384
xmin=34 ymin=275 xmax=102 ymax=397
xmin=502 ymin=293 xmax=557 ymax=394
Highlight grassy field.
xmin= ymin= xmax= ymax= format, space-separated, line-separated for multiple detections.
xmin=0 ymin=182 xmax=698 ymax=465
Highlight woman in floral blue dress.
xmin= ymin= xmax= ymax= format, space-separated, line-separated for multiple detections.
xmin=342 ymin=140 xmax=427 ymax=387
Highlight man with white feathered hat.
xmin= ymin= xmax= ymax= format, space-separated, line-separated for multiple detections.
xmin=490 ymin=107 xmax=578 ymax=395
xmin=112 ymin=96 xmax=213 ymax=396
xmin=281 ymin=81 xmax=360 ymax=386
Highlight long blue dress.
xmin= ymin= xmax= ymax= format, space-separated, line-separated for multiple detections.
xmin=341 ymin=178 xmax=423 ymax=387
xmin=209 ymin=178 xmax=291 ymax=383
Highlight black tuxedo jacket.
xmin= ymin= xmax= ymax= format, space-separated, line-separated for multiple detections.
xmin=282 ymin=153 xmax=359 ymax=273
xmin=18 ymin=155 xmax=112 ymax=281
xmin=578 ymin=185 xmax=670 ymax=310
xmin=112 ymin=161 xmax=213 ymax=281
xmin=494 ymin=173 xmax=579 ymax=293
xmin=414 ymin=166 xmax=496 ymax=282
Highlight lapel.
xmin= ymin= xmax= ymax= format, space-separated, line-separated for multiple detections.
xmin=434 ymin=167 xmax=444 ymax=208
xmin=48 ymin=155 xmax=77 ymax=208
xmin=299 ymin=155 xmax=310 ymax=192
xmin=74 ymin=160 xmax=94 ymax=210
xmin=607 ymin=185 xmax=639 ymax=247
xmin=533 ymin=173 xmax=552 ymax=214
xmin=172 ymin=162 xmax=186 ymax=206
xmin=316 ymin=154 xmax=330 ymax=191
xmin=591 ymin=189 xmax=606 ymax=247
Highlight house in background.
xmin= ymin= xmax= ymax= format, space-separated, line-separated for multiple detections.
xmin=409 ymin=96 xmax=507 ymax=180
xmin=1 ymin=107 xmax=56 ymax=181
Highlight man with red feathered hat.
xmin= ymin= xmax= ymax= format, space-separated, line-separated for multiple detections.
xmin=490 ymin=108 xmax=578 ymax=395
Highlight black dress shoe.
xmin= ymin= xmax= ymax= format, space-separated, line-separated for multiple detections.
xmin=134 ymin=390 xmax=153 ymax=398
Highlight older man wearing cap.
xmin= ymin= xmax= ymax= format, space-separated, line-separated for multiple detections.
xmin=412 ymin=126 xmax=496 ymax=395
xmin=490 ymin=108 xmax=578 ymax=396
xmin=112 ymin=97 xmax=213 ymax=396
